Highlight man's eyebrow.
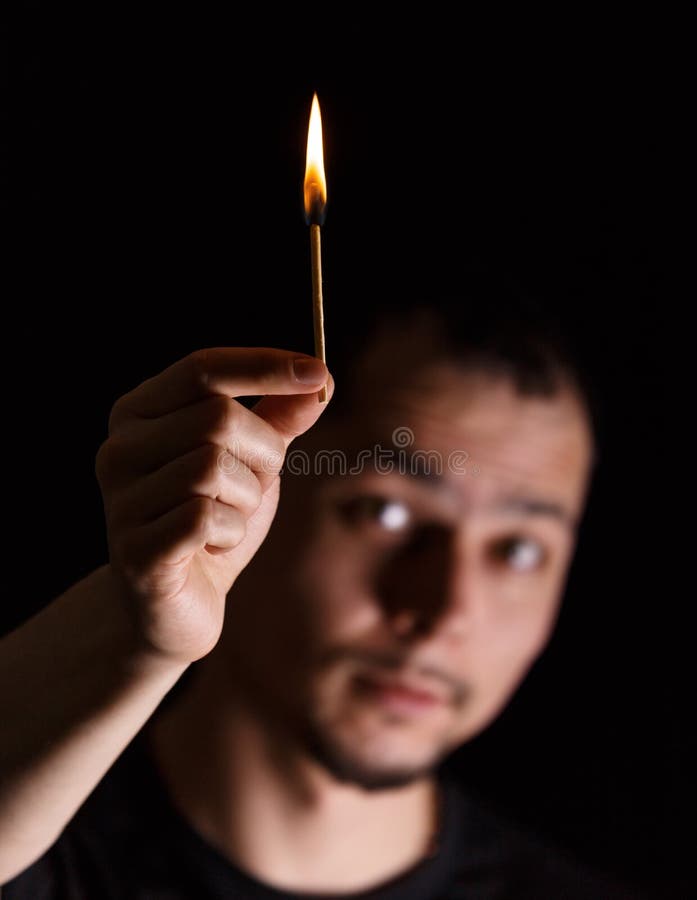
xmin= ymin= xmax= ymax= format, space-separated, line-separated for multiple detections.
xmin=488 ymin=495 xmax=577 ymax=527
xmin=383 ymin=457 xmax=576 ymax=527
xmin=359 ymin=452 xmax=576 ymax=527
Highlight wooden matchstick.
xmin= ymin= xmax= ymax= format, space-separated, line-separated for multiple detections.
xmin=310 ymin=223 xmax=327 ymax=403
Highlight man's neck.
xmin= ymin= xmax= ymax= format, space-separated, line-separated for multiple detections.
xmin=148 ymin=652 xmax=440 ymax=895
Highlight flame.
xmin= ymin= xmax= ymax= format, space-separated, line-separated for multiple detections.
xmin=304 ymin=93 xmax=327 ymax=224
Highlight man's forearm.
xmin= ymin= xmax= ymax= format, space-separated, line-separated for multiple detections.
xmin=0 ymin=566 xmax=188 ymax=883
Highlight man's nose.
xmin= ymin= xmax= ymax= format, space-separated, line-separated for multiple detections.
xmin=375 ymin=523 xmax=475 ymax=643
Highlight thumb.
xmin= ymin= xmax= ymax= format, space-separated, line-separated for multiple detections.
xmin=252 ymin=372 xmax=335 ymax=448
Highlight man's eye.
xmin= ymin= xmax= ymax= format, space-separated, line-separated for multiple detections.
xmin=491 ymin=536 xmax=546 ymax=572
xmin=338 ymin=496 xmax=412 ymax=532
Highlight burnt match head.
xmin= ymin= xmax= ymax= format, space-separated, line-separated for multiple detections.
xmin=304 ymin=183 xmax=327 ymax=226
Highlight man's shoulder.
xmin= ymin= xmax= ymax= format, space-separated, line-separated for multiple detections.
xmin=445 ymin=776 xmax=648 ymax=899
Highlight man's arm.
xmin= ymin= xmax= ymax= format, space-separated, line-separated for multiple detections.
xmin=0 ymin=348 xmax=332 ymax=882
xmin=0 ymin=566 xmax=187 ymax=882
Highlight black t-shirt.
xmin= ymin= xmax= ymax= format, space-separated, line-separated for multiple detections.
xmin=3 ymin=734 xmax=644 ymax=899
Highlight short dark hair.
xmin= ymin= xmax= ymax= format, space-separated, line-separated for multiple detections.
xmin=323 ymin=272 xmax=602 ymax=459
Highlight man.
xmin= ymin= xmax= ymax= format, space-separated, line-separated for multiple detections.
xmin=0 ymin=292 xmax=641 ymax=898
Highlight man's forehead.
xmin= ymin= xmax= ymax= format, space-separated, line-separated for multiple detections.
xmin=324 ymin=366 xmax=593 ymax=523
xmin=347 ymin=367 xmax=589 ymax=456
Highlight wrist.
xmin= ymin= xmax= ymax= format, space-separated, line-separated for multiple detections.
xmin=86 ymin=565 xmax=191 ymax=682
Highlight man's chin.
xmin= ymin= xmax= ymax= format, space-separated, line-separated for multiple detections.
xmin=299 ymin=721 xmax=441 ymax=792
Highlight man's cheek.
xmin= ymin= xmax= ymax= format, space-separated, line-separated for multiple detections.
xmin=474 ymin=622 xmax=550 ymax=705
xmin=308 ymin=587 xmax=380 ymax=644
xmin=298 ymin=549 xmax=378 ymax=626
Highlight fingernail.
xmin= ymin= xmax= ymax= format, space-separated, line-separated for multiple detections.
xmin=293 ymin=357 xmax=327 ymax=384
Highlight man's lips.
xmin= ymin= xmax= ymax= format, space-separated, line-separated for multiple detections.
xmin=353 ymin=672 xmax=448 ymax=713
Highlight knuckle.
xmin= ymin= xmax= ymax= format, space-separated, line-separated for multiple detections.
xmin=96 ymin=433 xmax=134 ymax=488
xmin=204 ymin=440 xmax=227 ymax=474
xmin=270 ymin=427 xmax=286 ymax=459
xmin=215 ymin=444 xmax=240 ymax=479
xmin=226 ymin=508 xmax=247 ymax=546
xmin=233 ymin=517 xmax=247 ymax=546
xmin=205 ymin=395 xmax=239 ymax=441
xmin=247 ymin=475 xmax=264 ymax=510
xmin=95 ymin=439 xmax=110 ymax=481
xmin=188 ymin=348 xmax=211 ymax=393
xmin=232 ymin=471 xmax=263 ymax=517
xmin=260 ymin=432 xmax=286 ymax=475
xmin=95 ymin=437 xmax=118 ymax=485
xmin=191 ymin=444 xmax=225 ymax=493
xmin=211 ymin=447 xmax=263 ymax=515
xmin=186 ymin=495 xmax=214 ymax=533
xmin=108 ymin=393 xmax=134 ymax=434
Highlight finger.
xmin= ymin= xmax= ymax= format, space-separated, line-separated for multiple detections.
xmin=117 ymin=497 xmax=246 ymax=572
xmin=110 ymin=349 xmax=328 ymax=428
xmin=252 ymin=372 xmax=335 ymax=445
xmin=100 ymin=395 xmax=286 ymax=486
xmin=107 ymin=444 xmax=263 ymax=528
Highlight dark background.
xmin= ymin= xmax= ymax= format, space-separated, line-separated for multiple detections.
xmin=13 ymin=10 xmax=687 ymax=898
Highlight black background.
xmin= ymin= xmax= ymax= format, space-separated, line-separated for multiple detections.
xmin=12 ymin=9 xmax=687 ymax=898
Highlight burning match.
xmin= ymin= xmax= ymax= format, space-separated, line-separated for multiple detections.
xmin=303 ymin=93 xmax=328 ymax=403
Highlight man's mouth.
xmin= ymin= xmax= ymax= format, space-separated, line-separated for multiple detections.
xmin=352 ymin=672 xmax=447 ymax=715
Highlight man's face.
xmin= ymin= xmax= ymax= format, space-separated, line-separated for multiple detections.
xmin=222 ymin=351 xmax=594 ymax=790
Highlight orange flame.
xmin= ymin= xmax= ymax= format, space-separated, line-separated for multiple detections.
xmin=304 ymin=93 xmax=327 ymax=224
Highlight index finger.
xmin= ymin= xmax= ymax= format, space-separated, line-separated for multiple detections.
xmin=110 ymin=348 xmax=328 ymax=428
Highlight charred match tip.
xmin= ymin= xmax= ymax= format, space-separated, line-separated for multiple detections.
xmin=304 ymin=183 xmax=326 ymax=226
